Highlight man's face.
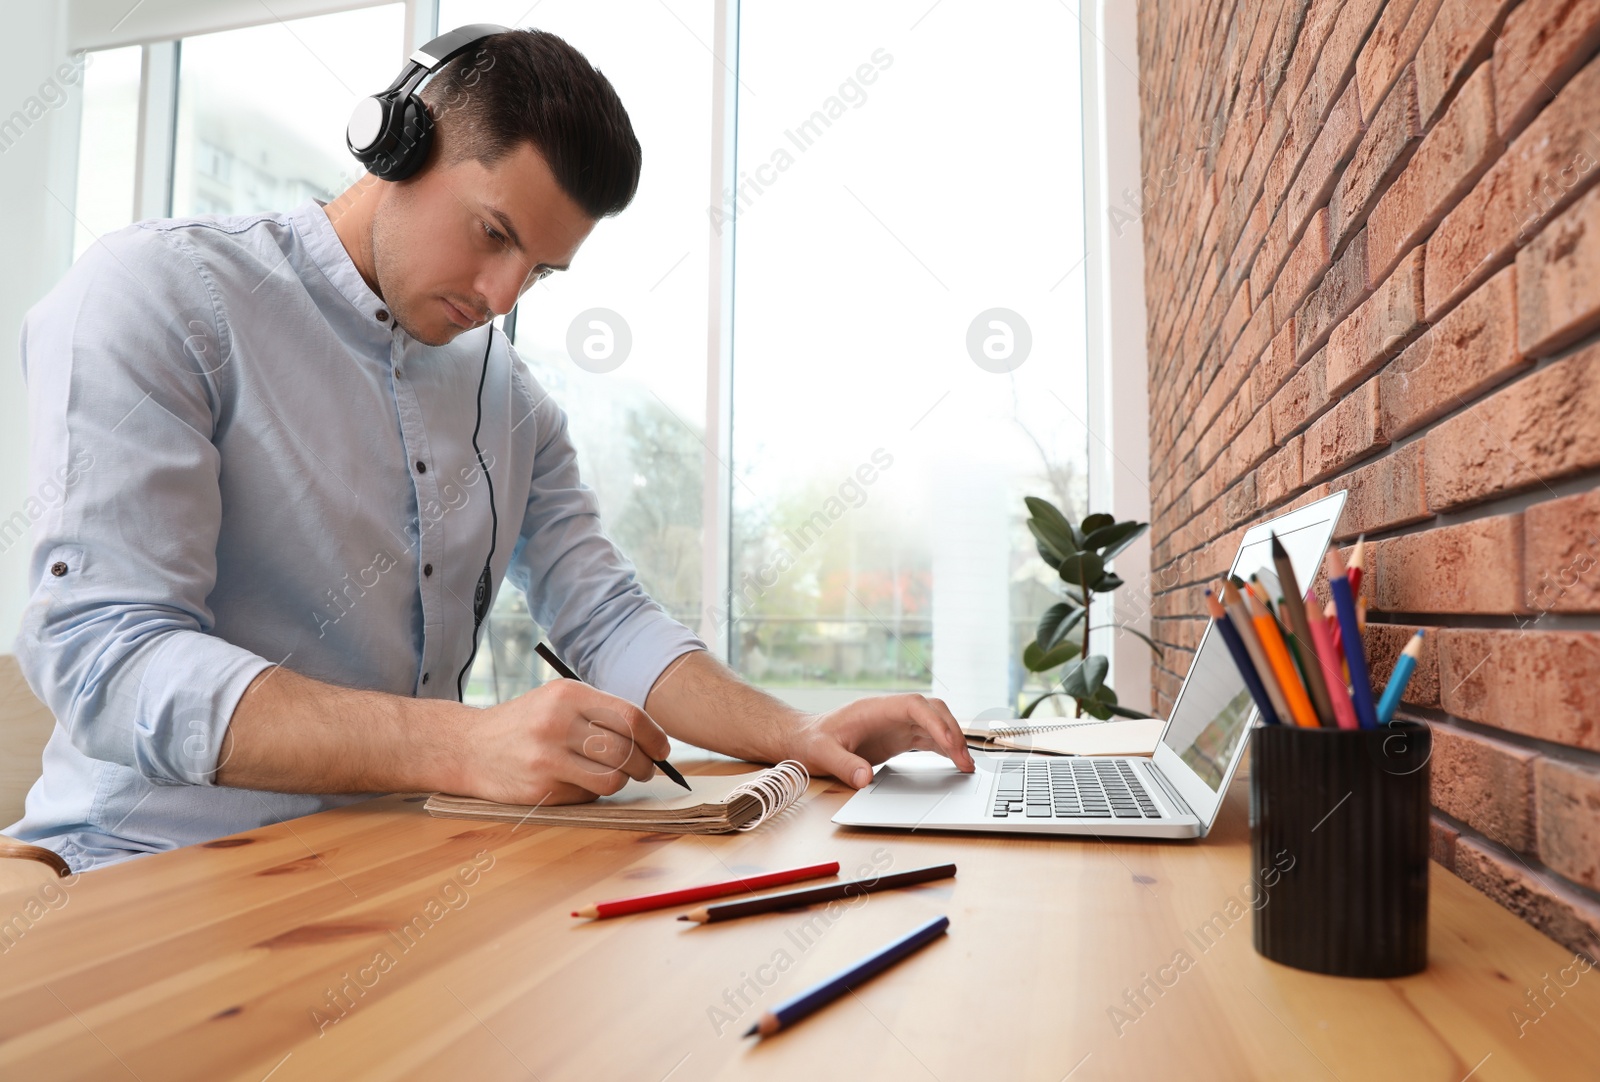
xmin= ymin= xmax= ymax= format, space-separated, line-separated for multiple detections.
xmin=369 ymin=142 xmax=597 ymax=346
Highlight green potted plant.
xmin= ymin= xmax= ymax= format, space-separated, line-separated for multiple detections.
xmin=1021 ymin=496 xmax=1160 ymax=719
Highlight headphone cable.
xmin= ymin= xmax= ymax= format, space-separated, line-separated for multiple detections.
xmin=456 ymin=326 xmax=499 ymax=701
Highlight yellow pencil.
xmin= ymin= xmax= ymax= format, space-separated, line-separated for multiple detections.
xmin=1249 ymin=591 xmax=1319 ymax=727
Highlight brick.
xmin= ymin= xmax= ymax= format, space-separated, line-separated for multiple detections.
xmin=1365 ymin=621 xmax=1440 ymax=707
xmin=1252 ymin=204 xmax=1292 ymax=305
xmin=1426 ymin=343 xmax=1600 ymax=511
xmin=1429 ymin=723 xmax=1537 ymax=852
xmin=1218 ymin=281 xmax=1252 ymax=358
xmin=1295 ymin=229 xmax=1370 ymax=363
xmin=1536 ymin=758 xmax=1600 ymax=893
xmin=1230 ymin=404 xmax=1276 ymax=479
xmin=1285 ymin=78 xmax=1365 ymax=245
xmin=1454 ymin=836 xmax=1600 ymax=960
xmin=1493 ymin=0 xmax=1600 ymax=141
xmin=1251 ymin=315 xmax=1300 ymax=406
xmin=1365 ymin=512 xmax=1523 ymax=613
xmin=1379 ymin=264 xmax=1526 ymax=439
xmin=1518 ymin=181 xmax=1600 ymax=358
xmin=1327 ymin=245 xmax=1426 ymax=396
xmin=1430 ymin=814 xmax=1459 ymax=869
xmin=1303 ymin=378 xmax=1387 ymax=482
xmin=1228 ymin=195 xmax=1271 ymax=286
xmin=1233 ymin=289 xmax=1275 ymax=370
xmin=1273 ymin=208 xmax=1330 ymax=331
xmin=1331 ymin=66 xmax=1423 ymax=250
xmin=1438 ymin=629 xmax=1600 ymax=747
xmin=1357 ymin=0 xmax=1443 ymax=124
xmin=1414 ymin=0 xmax=1518 ymax=127
xmin=1269 ymin=347 xmax=1329 ymax=440
xmin=1524 ymin=489 xmax=1600 ymax=614
xmin=1224 ymin=473 xmax=1259 ymax=527
xmin=1367 ymin=60 xmax=1502 ymax=283
xmin=1327 ymin=439 xmax=1431 ymax=539
xmin=1256 ymin=435 xmax=1303 ymax=509
xmin=1425 ymin=52 xmax=1600 ymax=320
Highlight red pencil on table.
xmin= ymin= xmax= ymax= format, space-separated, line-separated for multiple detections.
xmin=571 ymin=861 xmax=841 ymax=919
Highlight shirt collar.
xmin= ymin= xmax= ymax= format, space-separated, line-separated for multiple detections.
xmin=290 ymin=198 xmax=394 ymax=331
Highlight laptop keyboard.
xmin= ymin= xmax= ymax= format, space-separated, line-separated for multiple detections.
xmin=990 ymin=758 xmax=1162 ymax=819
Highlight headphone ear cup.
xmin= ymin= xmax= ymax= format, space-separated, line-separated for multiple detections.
xmin=368 ymin=95 xmax=434 ymax=182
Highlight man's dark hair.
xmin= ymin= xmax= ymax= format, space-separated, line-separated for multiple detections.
xmin=419 ymin=29 xmax=641 ymax=219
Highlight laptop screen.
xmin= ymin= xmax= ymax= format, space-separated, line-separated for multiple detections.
xmin=1157 ymin=496 xmax=1346 ymax=793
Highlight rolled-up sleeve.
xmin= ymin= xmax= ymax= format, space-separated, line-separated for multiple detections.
xmin=12 ymin=227 xmax=273 ymax=786
xmin=503 ymin=357 xmax=705 ymax=707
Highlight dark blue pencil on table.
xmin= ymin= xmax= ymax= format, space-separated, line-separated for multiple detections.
xmin=744 ymin=914 xmax=950 ymax=1038
xmin=1322 ymin=549 xmax=1378 ymax=730
xmin=534 ymin=641 xmax=691 ymax=791
xmin=1205 ymin=590 xmax=1282 ymax=726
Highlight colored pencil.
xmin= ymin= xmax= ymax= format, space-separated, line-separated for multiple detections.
xmin=1325 ymin=548 xmax=1379 ymax=730
xmin=1305 ymin=592 xmax=1359 ymax=730
xmin=1348 ymin=535 xmax=1366 ymax=597
xmin=1270 ymin=533 xmax=1335 ymax=728
xmin=1248 ymin=590 xmax=1319 ymax=728
xmin=680 ymin=863 xmax=956 ymax=923
xmin=1376 ymin=630 xmax=1425 ymax=724
xmin=535 ymin=641 xmax=691 ymax=791
xmin=745 ymin=915 xmax=950 ymax=1037
xmin=1207 ymin=591 xmax=1282 ymax=725
xmin=572 ymin=861 xmax=841 ymax=919
xmin=1222 ymin=581 xmax=1293 ymax=724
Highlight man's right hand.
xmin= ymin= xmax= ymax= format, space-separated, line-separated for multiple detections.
xmin=455 ymin=679 xmax=672 ymax=805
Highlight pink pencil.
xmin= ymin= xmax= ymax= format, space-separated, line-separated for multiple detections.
xmin=1305 ymin=590 xmax=1358 ymax=730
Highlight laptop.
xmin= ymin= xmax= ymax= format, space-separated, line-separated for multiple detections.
xmin=833 ymin=490 xmax=1347 ymax=840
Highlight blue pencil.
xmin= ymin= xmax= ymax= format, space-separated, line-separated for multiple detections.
xmin=1206 ymin=590 xmax=1282 ymax=725
xmin=1324 ymin=548 xmax=1378 ymax=729
xmin=1376 ymin=630 xmax=1424 ymax=724
xmin=745 ymin=915 xmax=950 ymax=1037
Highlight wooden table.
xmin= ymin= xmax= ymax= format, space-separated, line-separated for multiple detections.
xmin=2 ymin=755 xmax=1597 ymax=1081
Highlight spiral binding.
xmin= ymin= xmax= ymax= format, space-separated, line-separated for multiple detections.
xmin=726 ymin=759 xmax=809 ymax=831
xmin=983 ymin=718 xmax=1137 ymax=737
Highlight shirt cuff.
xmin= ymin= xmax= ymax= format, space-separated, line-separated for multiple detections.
xmin=133 ymin=632 xmax=275 ymax=786
xmin=583 ymin=609 xmax=706 ymax=709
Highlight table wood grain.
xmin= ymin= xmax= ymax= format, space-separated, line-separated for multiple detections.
xmin=2 ymin=755 xmax=1597 ymax=1081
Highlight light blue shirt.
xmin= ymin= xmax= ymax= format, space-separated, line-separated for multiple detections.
xmin=6 ymin=199 xmax=704 ymax=870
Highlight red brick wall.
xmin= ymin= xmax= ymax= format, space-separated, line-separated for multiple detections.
xmin=1135 ymin=0 xmax=1600 ymax=955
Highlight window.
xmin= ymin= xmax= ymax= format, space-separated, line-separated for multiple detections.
xmin=440 ymin=1 xmax=716 ymax=704
xmin=72 ymin=46 xmax=142 ymax=260
xmin=728 ymin=2 xmax=1090 ymax=717
xmin=171 ymin=6 xmax=405 ymax=218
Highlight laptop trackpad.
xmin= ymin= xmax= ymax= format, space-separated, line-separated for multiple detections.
xmin=855 ymin=760 xmax=982 ymax=823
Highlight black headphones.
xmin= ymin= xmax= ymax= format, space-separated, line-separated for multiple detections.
xmin=345 ymin=23 xmax=509 ymax=182
xmin=349 ymin=26 xmax=510 ymax=699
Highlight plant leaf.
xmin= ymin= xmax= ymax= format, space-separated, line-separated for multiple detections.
xmin=1104 ymin=703 xmax=1151 ymax=719
xmin=1033 ymin=536 xmax=1063 ymax=571
xmin=1036 ymin=603 xmax=1087 ymax=650
xmin=1023 ymin=639 xmax=1082 ymax=672
xmin=1081 ymin=698 xmax=1114 ymax=720
xmin=1090 ymin=572 xmax=1125 ymax=592
xmin=1079 ymin=512 xmax=1115 ymax=537
xmin=1025 ymin=497 xmax=1079 ymax=552
xmin=1059 ymin=654 xmax=1109 ymax=698
xmin=1057 ymin=551 xmax=1105 ymax=588
xmin=1027 ymin=519 xmax=1073 ymax=565
xmin=1083 ymin=520 xmax=1148 ymax=561
xmin=1020 ymin=691 xmax=1070 ymax=719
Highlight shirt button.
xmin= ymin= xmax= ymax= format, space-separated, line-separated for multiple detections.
xmin=416 ymin=461 xmax=427 ymax=474
xmin=49 ymin=561 xmax=68 ymax=577
xmin=422 ymin=672 xmax=430 ymax=685
xmin=376 ymin=309 xmax=389 ymax=321
xmin=423 ymin=563 xmax=433 ymax=577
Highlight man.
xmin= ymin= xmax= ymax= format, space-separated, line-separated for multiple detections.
xmin=5 ymin=28 xmax=972 ymax=872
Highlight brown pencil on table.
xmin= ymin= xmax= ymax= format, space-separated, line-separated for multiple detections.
xmin=678 ymin=862 xmax=956 ymax=923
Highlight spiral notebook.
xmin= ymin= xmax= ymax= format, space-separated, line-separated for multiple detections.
xmin=423 ymin=760 xmax=810 ymax=834
xmin=960 ymin=718 xmax=1164 ymax=756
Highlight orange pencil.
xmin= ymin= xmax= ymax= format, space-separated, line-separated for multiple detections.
xmin=1248 ymin=591 xmax=1319 ymax=727
xmin=1222 ymin=580 xmax=1292 ymax=724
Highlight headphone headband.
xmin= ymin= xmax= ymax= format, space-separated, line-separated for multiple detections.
xmin=347 ymin=23 xmax=511 ymax=182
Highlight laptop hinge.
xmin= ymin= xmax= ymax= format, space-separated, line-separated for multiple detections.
xmin=1142 ymin=760 xmax=1196 ymax=821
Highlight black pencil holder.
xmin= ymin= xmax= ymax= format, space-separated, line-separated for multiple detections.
xmin=1249 ymin=721 xmax=1430 ymax=978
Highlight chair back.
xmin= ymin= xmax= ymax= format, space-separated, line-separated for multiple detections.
xmin=0 ymin=654 xmax=55 ymax=829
